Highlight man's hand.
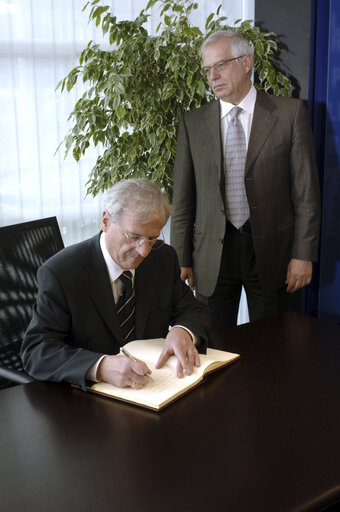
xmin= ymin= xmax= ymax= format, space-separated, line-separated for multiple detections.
xmin=156 ymin=327 xmax=200 ymax=378
xmin=285 ymin=259 xmax=313 ymax=293
xmin=97 ymin=354 xmax=152 ymax=389
xmin=180 ymin=266 xmax=195 ymax=291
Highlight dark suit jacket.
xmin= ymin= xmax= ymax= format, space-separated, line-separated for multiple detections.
xmin=170 ymin=90 xmax=321 ymax=296
xmin=21 ymin=233 xmax=210 ymax=390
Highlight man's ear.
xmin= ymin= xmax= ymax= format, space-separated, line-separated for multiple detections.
xmin=244 ymin=53 xmax=253 ymax=74
xmin=100 ymin=210 xmax=111 ymax=232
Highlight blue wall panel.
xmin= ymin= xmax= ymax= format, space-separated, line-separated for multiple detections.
xmin=310 ymin=0 xmax=340 ymax=323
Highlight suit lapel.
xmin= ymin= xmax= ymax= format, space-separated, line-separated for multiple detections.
xmin=84 ymin=234 xmax=123 ymax=344
xmin=245 ymin=90 xmax=278 ymax=175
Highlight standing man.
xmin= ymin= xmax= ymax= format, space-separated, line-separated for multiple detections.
xmin=170 ymin=30 xmax=320 ymax=332
xmin=22 ymin=179 xmax=210 ymax=390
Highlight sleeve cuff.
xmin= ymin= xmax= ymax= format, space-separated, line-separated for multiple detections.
xmin=86 ymin=355 xmax=106 ymax=382
xmin=171 ymin=325 xmax=198 ymax=345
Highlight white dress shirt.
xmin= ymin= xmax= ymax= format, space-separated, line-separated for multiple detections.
xmin=99 ymin=231 xmax=135 ymax=304
xmin=220 ymin=84 xmax=257 ymax=153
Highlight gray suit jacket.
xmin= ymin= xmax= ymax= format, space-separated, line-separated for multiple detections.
xmin=21 ymin=234 xmax=210 ymax=390
xmin=170 ymin=90 xmax=321 ymax=296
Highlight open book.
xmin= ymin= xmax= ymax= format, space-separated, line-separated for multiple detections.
xmin=87 ymin=338 xmax=240 ymax=411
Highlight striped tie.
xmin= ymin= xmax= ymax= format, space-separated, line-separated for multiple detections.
xmin=116 ymin=271 xmax=135 ymax=344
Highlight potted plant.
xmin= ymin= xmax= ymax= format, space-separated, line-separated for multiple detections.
xmin=57 ymin=0 xmax=291 ymax=199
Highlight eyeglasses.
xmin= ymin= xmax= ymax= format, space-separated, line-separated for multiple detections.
xmin=203 ymin=55 xmax=246 ymax=77
xmin=123 ymin=231 xmax=165 ymax=250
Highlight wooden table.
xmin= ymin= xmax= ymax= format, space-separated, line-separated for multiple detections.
xmin=2 ymin=312 xmax=340 ymax=512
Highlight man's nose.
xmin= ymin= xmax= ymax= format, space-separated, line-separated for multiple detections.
xmin=136 ymin=242 xmax=152 ymax=258
xmin=209 ymin=67 xmax=220 ymax=80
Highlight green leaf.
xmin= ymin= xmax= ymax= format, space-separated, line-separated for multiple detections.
xmin=82 ymin=2 xmax=90 ymax=13
xmin=267 ymin=67 xmax=276 ymax=84
xmin=65 ymin=134 xmax=73 ymax=151
xmin=115 ymin=81 xmax=125 ymax=95
xmin=191 ymin=26 xmax=202 ymax=36
xmin=92 ymin=6 xmax=109 ymax=18
xmin=146 ymin=0 xmax=157 ymax=9
xmin=81 ymin=140 xmax=90 ymax=154
xmin=66 ymin=79 xmax=74 ymax=92
xmin=205 ymin=13 xmax=213 ymax=29
xmin=197 ymin=79 xmax=207 ymax=95
xmin=164 ymin=87 xmax=175 ymax=100
xmin=73 ymin=147 xmax=81 ymax=162
xmin=254 ymin=39 xmax=264 ymax=55
xmin=259 ymin=67 xmax=268 ymax=82
xmin=115 ymin=105 xmax=125 ymax=119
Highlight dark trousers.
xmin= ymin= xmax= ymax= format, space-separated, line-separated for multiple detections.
xmin=196 ymin=222 xmax=302 ymax=334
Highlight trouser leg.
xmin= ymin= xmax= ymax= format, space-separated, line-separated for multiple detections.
xmin=196 ymin=230 xmax=244 ymax=333
xmin=241 ymin=234 xmax=302 ymax=321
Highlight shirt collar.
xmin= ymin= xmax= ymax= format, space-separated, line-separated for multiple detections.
xmin=220 ymin=83 xmax=257 ymax=119
xmin=100 ymin=232 xmax=135 ymax=283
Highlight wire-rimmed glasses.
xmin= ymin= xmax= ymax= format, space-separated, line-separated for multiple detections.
xmin=123 ymin=231 xmax=165 ymax=250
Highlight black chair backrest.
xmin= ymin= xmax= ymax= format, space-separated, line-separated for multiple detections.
xmin=0 ymin=217 xmax=64 ymax=388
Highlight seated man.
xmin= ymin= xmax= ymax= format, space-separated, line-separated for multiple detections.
xmin=21 ymin=179 xmax=210 ymax=391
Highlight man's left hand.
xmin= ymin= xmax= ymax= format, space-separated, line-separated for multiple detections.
xmin=285 ymin=259 xmax=313 ymax=293
xmin=156 ymin=327 xmax=200 ymax=378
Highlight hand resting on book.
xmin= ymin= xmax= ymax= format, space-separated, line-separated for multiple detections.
xmin=156 ymin=326 xmax=200 ymax=378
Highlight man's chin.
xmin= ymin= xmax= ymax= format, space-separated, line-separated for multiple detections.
xmin=214 ymin=86 xmax=229 ymax=101
xmin=128 ymin=256 xmax=144 ymax=269
xmin=213 ymin=84 xmax=225 ymax=94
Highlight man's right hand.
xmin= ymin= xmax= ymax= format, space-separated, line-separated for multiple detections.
xmin=97 ymin=355 xmax=152 ymax=389
xmin=180 ymin=266 xmax=195 ymax=291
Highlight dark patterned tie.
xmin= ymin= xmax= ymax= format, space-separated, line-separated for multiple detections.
xmin=116 ymin=271 xmax=135 ymax=344
xmin=225 ymin=106 xmax=249 ymax=229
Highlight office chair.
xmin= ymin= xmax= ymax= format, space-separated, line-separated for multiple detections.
xmin=0 ymin=217 xmax=64 ymax=389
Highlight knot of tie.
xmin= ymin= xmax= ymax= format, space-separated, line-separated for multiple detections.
xmin=229 ymin=106 xmax=243 ymax=121
xmin=119 ymin=271 xmax=133 ymax=289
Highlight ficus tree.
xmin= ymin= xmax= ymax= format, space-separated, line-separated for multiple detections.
xmin=57 ymin=0 xmax=291 ymax=199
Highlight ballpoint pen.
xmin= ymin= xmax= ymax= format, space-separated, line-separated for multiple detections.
xmin=120 ymin=346 xmax=154 ymax=382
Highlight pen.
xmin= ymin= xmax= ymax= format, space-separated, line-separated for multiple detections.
xmin=120 ymin=347 xmax=154 ymax=382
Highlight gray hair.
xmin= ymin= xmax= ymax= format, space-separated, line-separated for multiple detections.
xmin=201 ymin=30 xmax=253 ymax=59
xmin=103 ymin=178 xmax=171 ymax=224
